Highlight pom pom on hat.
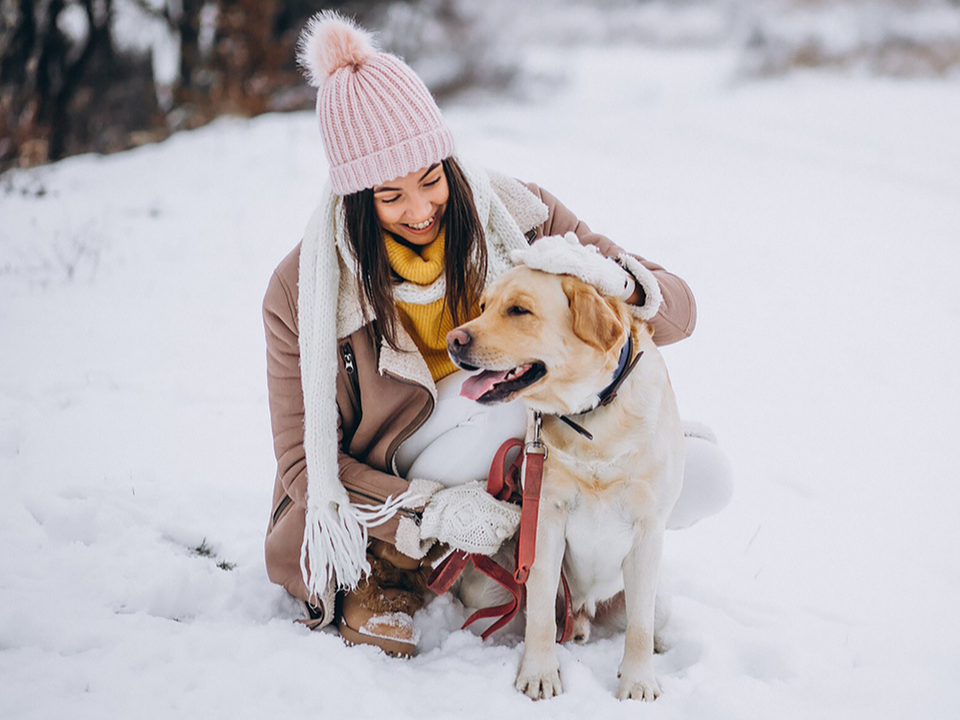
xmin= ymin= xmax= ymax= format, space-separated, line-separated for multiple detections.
xmin=297 ymin=10 xmax=378 ymax=87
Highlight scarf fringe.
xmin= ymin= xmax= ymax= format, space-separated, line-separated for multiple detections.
xmin=300 ymin=488 xmax=431 ymax=596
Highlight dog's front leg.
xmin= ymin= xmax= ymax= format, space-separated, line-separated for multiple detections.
xmin=515 ymin=499 xmax=567 ymax=700
xmin=617 ymin=521 xmax=665 ymax=701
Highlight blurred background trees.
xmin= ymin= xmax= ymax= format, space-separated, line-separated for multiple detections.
xmin=2 ymin=0 xmax=959 ymax=174
xmin=0 ymin=0 xmax=424 ymax=171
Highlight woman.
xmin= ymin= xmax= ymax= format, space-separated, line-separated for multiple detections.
xmin=263 ymin=11 xmax=729 ymax=657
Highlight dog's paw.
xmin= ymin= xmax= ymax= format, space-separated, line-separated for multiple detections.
xmin=617 ymin=664 xmax=661 ymax=701
xmin=572 ymin=611 xmax=591 ymax=644
xmin=654 ymin=632 xmax=667 ymax=655
xmin=516 ymin=656 xmax=563 ymax=700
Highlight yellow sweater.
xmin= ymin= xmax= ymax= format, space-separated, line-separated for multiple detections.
xmin=384 ymin=230 xmax=466 ymax=382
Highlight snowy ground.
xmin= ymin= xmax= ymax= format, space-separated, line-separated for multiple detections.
xmin=2 ymin=42 xmax=960 ymax=720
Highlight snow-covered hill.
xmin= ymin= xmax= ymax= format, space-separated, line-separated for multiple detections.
xmin=2 ymin=44 xmax=959 ymax=719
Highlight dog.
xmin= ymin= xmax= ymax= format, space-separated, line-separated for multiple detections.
xmin=447 ymin=266 xmax=685 ymax=701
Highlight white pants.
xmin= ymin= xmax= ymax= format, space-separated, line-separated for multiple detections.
xmin=395 ymin=370 xmax=528 ymax=486
xmin=396 ymin=371 xmax=733 ymax=529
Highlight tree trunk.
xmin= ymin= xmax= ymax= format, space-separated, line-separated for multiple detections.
xmin=178 ymin=0 xmax=204 ymax=89
xmin=47 ymin=0 xmax=113 ymax=160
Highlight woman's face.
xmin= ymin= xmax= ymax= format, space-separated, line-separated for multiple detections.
xmin=373 ymin=162 xmax=449 ymax=246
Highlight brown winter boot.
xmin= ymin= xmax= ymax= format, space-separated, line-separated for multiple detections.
xmin=339 ymin=587 xmax=420 ymax=657
xmin=336 ymin=540 xmax=429 ymax=657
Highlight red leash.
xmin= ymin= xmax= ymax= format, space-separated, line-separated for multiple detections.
xmin=427 ymin=419 xmax=574 ymax=643
xmin=519 ymin=414 xmax=574 ymax=643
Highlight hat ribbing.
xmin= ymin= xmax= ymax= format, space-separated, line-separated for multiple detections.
xmin=298 ymin=11 xmax=455 ymax=196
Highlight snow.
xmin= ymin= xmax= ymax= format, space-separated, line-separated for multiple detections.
xmin=3 ymin=40 xmax=960 ymax=720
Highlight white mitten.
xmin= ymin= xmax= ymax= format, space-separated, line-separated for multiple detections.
xmin=394 ymin=478 xmax=443 ymax=560
xmin=419 ymin=480 xmax=521 ymax=556
xmin=511 ymin=232 xmax=636 ymax=300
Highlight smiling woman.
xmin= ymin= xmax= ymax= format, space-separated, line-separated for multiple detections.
xmin=373 ymin=163 xmax=449 ymax=244
xmin=261 ymin=10 xmax=710 ymax=660
xmin=342 ymin=156 xmax=486 ymax=357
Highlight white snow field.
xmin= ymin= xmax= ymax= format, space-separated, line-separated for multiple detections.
xmin=2 ymin=45 xmax=959 ymax=720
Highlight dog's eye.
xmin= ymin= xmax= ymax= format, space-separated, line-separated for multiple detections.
xmin=507 ymin=306 xmax=530 ymax=316
xmin=479 ymin=302 xmax=486 ymax=312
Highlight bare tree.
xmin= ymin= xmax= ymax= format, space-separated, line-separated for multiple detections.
xmin=0 ymin=0 xmax=507 ymax=172
xmin=1 ymin=0 xmax=160 ymax=169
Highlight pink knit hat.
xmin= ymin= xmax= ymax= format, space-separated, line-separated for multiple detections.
xmin=297 ymin=11 xmax=456 ymax=196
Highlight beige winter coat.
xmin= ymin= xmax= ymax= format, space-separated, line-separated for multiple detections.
xmin=262 ymin=181 xmax=697 ymax=603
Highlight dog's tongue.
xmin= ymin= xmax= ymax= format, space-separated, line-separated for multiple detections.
xmin=460 ymin=369 xmax=512 ymax=401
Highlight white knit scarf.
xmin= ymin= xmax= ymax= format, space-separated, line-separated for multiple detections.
xmin=297 ymin=158 xmax=548 ymax=598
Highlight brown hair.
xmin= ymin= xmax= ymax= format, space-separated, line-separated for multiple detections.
xmin=342 ymin=157 xmax=487 ymax=349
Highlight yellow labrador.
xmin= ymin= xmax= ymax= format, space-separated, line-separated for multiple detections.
xmin=447 ymin=267 xmax=684 ymax=701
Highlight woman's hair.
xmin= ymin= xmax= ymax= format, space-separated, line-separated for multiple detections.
xmin=342 ymin=156 xmax=487 ymax=349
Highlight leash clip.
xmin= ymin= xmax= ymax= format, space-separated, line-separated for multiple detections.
xmin=525 ymin=411 xmax=548 ymax=459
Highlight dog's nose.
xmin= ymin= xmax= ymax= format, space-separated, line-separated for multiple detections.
xmin=446 ymin=328 xmax=472 ymax=356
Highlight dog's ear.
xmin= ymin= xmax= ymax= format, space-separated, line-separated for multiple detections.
xmin=562 ymin=277 xmax=624 ymax=352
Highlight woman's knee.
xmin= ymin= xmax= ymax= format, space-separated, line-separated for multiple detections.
xmin=668 ymin=434 xmax=733 ymax=530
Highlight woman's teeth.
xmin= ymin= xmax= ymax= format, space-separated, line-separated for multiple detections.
xmin=405 ymin=215 xmax=435 ymax=230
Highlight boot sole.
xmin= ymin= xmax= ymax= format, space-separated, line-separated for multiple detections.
xmin=338 ymin=621 xmax=415 ymax=658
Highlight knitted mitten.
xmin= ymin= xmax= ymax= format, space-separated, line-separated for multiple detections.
xmin=511 ymin=232 xmax=636 ymax=300
xmin=419 ymin=480 xmax=521 ymax=556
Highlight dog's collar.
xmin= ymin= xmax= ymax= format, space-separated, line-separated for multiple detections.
xmin=598 ymin=334 xmax=636 ymax=407
xmin=555 ymin=335 xmax=643 ymax=442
